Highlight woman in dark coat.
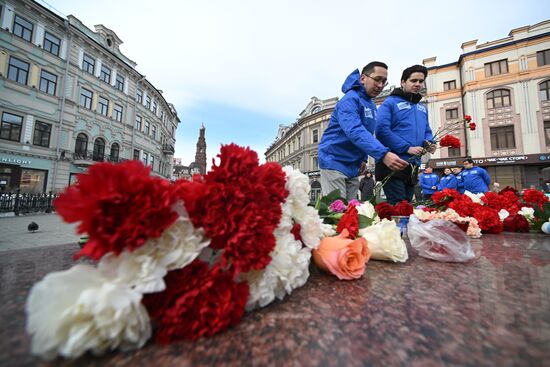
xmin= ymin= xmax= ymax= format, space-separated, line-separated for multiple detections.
xmin=359 ymin=171 xmax=375 ymax=201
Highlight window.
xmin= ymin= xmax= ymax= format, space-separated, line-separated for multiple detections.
xmin=443 ymin=80 xmax=456 ymax=91
xmin=115 ymin=74 xmax=125 ymax=91
xmin=43 ymin=32 xmax=60 ymax=56
xmin=113 ymin=103 xmax=123 ymax=122
xmin=545 ymin=121 xmax=550 ymax=147
xmin=110 ymin=143 xmax=120 ymax=161
xmin=100 ymin=65 xmax=111 ymax=84
xmin=448 ymin=147 xmax=461 ymax=157
xmin=7 ymin=56 xmax=29 ymax=85
xmin=142 ymin=152 xmax=148 ymax=166
xmin=490 ymin=126 xmax=516 ymax=150
xmin=98 ymin=96 xmax=109 ymax=116
xmin=33 ymin=121 xmax=51 ymax=147
xmin=133 ymin=149 xmax=140 ymax=160
xmin=540 ymin=80 xmax=550 ymax=101
xmin=136 ymin=89 xmax=143 ymax=103
xmin=152 ymin=124 xmax=157 ymax=139
xmin=312 ymin=156 xmax=319 ymax=170
xmin=445 ymin=108 xmax=459 ymax=120
xmin=82 ymin=54 xmax=95 ymax=74
xmin=312 ymin=129 xmax=319 ymax=143
xmin=145 ymin=95 xmax=151 ymax=109
xmin=80 ymin=88 xmax=93 ymax=109
xmin=537 ymin=49 xmax=550 ymax=67
xmin=93 ymin=138 xmax=105 ymax=161
xmin=1 ymin=112 xmax=23 ymax=142
xmin=75 ymin=133 xmax=88 ymax=156
xmin=487 ymin=89 xmax=511 ymax=109
xmin=13 ymin=15 xmax=33 ymax=42
xmin=150 ymin=155 xmax=155 ymax=169
xmin=484 ymin=59 xmax=508 ymax=77
xmin=153 ymin=101 xmax=157 ymax=114
xmin=135 ymin=115 xmax=142 ymax=131
xmin=39 ymin=70 xmax=57 ymax=95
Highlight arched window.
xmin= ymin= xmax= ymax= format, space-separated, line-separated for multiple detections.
xmin=311 ymin=106 xmax=321 ymax=114
xmin=110 ymin=143 xmax=120 ymax=162
xmin=75 ymin=133 xmax=88 ymax=158
xmin=93 ymin=137 xmax=105 ymax=161
xmin=540 ymin=80 xmax=550 ymax=101
xmin=486 ymin=89 xmax=511 ymax=109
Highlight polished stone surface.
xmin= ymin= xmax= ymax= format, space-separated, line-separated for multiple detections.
xmin=1 ymin=233 xmax=549 ymax=366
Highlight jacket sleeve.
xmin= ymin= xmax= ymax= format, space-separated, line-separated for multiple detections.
xmin=419 ymin=174 xmax=431 ymax=190
xmin=359 ymin=179 xmax=365 ymax=191
xmin=375 ymin=101 xmax=411 ymax=154
xmin=481 ymin=168 xmax=491 ymax=186
xmin=423 ymin=105 xmax=434 ymax=143
xmin=448 ymin=175 xmax=458 ymax=189
xmin=337 ymin=97 xmax=389 ymax=161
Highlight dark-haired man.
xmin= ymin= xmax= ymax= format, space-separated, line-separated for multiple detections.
xmin=318 ymin=62 xmax=408 ymax=200
xmin=461 ymin=158 xmax=490 ymax=193
xmin=375 ymin=64 xmax=436 ymax=204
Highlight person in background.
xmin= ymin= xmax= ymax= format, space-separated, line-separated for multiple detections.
xmin=461 ymin=158 xmax=490 ymax=194
xmin=359 ymin=171 xmax=375 ymax=201
xmin=452 ymin=166 xmax=464 ymax=194
xmin=438 ymin=167 xmax=458 ymax=191
xmin=318 ymin=62 xmax=408 ymax=200
xmin=492 ymin=182 xmax=501 ymax=193
xmin=375 ymin=64 xmax=436 ymax=204
xmin=419 ymin=166 xmax=439 ymax=200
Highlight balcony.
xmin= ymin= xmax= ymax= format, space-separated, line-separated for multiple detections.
xmin=72 ymin=151 xmax=105 ymax=166
xmin=162 ymin=144 xmax=175 ymax=155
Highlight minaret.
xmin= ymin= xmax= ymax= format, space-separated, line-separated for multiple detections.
xmin=195 ymin=123 xmax=207 ymax=175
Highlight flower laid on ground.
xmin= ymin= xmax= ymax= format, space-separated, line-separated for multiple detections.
xmin=25 ymin=144 xmax=324 ymax=360
xmin=414 ymin=208 xmax=481 ymax=238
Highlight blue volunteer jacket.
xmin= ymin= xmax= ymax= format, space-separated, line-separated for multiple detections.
xmin=375 ymin=90 xmax=434 ymax=166
xmin=419 ymin=173 xmax=439 ymax=195
xmin=438 ymin=174 xmax=458 ymax=191
xmin=455 ymin=172 xmax=465 ymax=194
xmin=318 ymin=70 xmax=389 ymax=178
xmin=461 ymin=166 xmax=490 ymax=193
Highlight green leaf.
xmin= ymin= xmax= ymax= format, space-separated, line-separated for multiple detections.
xmin=358 ymin=214 xmax=374 ymax=228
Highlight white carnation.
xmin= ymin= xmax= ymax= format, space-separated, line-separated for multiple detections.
xmin=358 ymin=219 xmax=408 ymax=262
xmin=465 ymin=191 xmax=484 ymax=203
xmin=98 ymin=210 xmax=210 ymax=293
xmin=498 ymin=209 xmax=510 ymax=221
xmin=26 ymin=265 xmax=150 ymax=360
xmin=283 ymin=166 xmax=310 ymax=207
xmin=356 ymin=201 xmax=376 ymax=220
xmin=518 ymin=206 xmax=535 ymax=220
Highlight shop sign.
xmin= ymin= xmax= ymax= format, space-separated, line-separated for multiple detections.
xmin=0 ymin=157 xmax=32 ymax=165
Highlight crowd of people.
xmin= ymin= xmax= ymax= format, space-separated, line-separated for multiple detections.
xmin=318 ymin=60 xmax=498 ymax=204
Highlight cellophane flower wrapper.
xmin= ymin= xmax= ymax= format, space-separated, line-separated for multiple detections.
xmin=25 ymin=144 xmax=323 ymax=360
xmin=407 ymin=216 xmax=475 ymax=263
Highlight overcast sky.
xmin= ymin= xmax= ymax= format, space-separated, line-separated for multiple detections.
xmin=43 ymin=0 xmax=549 ymax=166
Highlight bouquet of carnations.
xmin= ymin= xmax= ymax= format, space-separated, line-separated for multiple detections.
xmin=25 ymin=144 xmax=323 ymax=360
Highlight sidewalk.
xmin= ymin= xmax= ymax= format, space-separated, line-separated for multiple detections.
xmin=0 ymin=213 xmax=80 ymax=252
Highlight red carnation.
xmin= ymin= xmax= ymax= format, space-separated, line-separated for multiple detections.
xmin=143 ymin=260 xmax=249 ymax=343
xmin=432 ymin=188 xmax=462 ymax=207
xmin=439 ymin=135 xmax=461 ymax=149
xmin=481 ymin=192 xmax=508 ymax=211
xmin=448 ymin=198 xmax=477 ymax=217
xmin=336 ymin=205 xmax=359 ymax=238
xmin=54 ymin=161 xmax=178 ymax=260
xmin=464 ymin=115 xmax=472 ymax=122
xmin=394 ymin=200 xmax=413 ymax=216
xmin=468 ymin=122 xmax=476 ymax=131
xmin=175 ymin=144 xmax=288 ymax=273
xmin=473 ymin=206 xmax=503 ymax=234
xmin=522 ymin=189 xmax=548 ymax=209
xmin=503 ymin=214 xmax=530 ymax=233
xmin=499 ymin=186 xmax=519 ymax=195
xmin=375 ymin=202 xmax=395 ymax=220
xmin=291 ymin=223 xmax=303 ymax=242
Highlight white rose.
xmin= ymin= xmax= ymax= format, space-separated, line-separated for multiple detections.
xmin=358 ymin=219 xmax=408 ymax=262
xmin=356 ymin=201 xmax=376 ymax=220
xmin=26 ymin=265 xmax=151 ymax=360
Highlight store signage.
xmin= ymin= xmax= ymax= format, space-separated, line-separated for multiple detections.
xmin=0 ymin=157 xmax=32 ymax=165
xmin=429 ymin=153 xmax=549 ymax=168
xmin=473 ymin=155 xmax=529 ymax=165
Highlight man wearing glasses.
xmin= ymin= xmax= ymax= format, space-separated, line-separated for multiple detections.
xmin=318 ymin=62 xmax=408 ymax=201
xmin=375 ymin=64 xmax=436 ymax=204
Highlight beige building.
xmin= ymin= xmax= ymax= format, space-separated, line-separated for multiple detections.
xmin=265 ymin=97 xmax=338 ymax=202
xmin=424 ymin=20 xmax=550 ymax=189
xmin=0 ymin=0 xmax=179 ymax=194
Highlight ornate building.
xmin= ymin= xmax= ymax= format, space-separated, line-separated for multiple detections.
xmin=0 ymin=0 xmax=179 ymax=193
xmin=423 ymin=20 xmax=550 ymax=189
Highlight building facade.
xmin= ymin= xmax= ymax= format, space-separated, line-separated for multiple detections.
xmin=173 ymin=125 xmax=206 ymax=180
xmin=424 ymin=20 xmax=550 ymax=189
xmin=0 ymin=0 xmax=179 ymax=194
xmin=265 ymin=97 xmax=338 ymax=202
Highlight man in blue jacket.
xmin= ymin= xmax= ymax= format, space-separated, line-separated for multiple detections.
xmin=419 ymin=166 xmax=439 ymax=200
xmin=452 ymin=167 xmax=465 ymax=194
xmin=375 ymin=65 xmax=435 ymax=204
xmin=461 ymin=158 xmax=491 ymax=193
xmin=438 ymin=167 xmax=458 ymax=191
xmin=318 ymin=62 xmax=408 ymax=200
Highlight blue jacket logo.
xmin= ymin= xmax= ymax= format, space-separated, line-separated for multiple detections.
xmin=417 ymin=105 xmax=427 ymax=113
xmin=397 ymin=102 xmax=411 ymax=110
xmin=364 ymin=107 xmax=374 ymax=118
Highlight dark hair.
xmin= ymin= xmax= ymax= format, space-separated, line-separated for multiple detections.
xmin=362 ymin=61 xmax=388 ymax=76
xmin=463 ymin=158 xmax=474 ymax=164
xmin=401 ymin=64 xmax=427 ymax=82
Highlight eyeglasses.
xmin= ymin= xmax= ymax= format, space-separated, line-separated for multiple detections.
xmin=364 ymin=74 xmax=388 ymax=87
